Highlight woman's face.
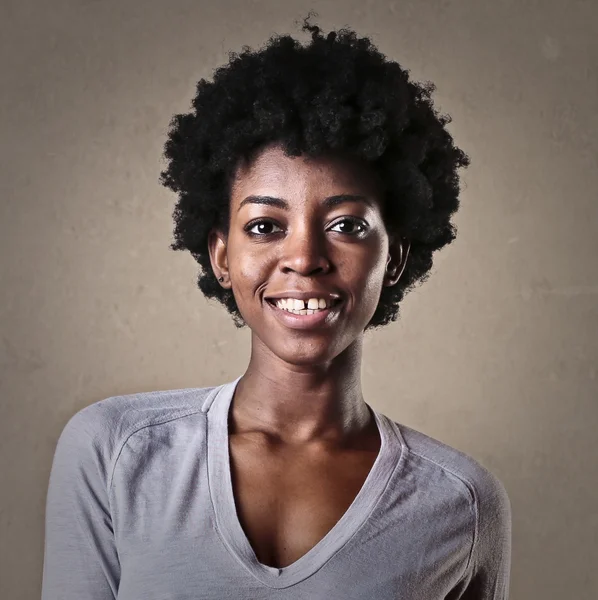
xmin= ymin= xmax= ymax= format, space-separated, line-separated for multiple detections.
xmin=208 ymin=143 xmax=409 ymax=366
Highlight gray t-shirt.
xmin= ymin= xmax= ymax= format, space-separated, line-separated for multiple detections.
xmin=41 ymin=376 xmax=512 ymax=599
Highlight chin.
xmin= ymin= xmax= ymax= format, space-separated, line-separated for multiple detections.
xmin=265 ymin=333 xmax=354 ymax=368
xmin=245 ymin=308 xmax=367 ymax=365
xmin=276 ymin=349 xmax=334 ymax=367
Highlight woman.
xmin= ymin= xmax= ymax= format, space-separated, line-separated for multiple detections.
xmin=41 ymin=14 xmax=511 ymax=599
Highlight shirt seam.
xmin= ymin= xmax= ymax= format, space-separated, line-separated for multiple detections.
xmin=65 ymin=425 xmax=120 ymax=597
xmin=106 ymin=406 xmax=208 ymax=499
xmin=406 ymin=448 xmax=479 ymax=580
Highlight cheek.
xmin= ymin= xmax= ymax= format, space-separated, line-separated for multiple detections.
xmin=243 ymin=245 xmax=274 ymax=271
xmin=338 ymin=240 xmax=387 ymax=290
xmin=228 ymin=244 xmax=273 ymax=301
xmin=361 ymin=262 xmax=387 ymax=308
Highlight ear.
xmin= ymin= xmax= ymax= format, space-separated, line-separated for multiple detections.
xmin=207 ymin=228 xmax=231 ymax=288
xmin=384 ymin=234 xmax=410 ymax=288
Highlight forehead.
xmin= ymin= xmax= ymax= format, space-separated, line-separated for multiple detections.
xmin=230 ymin=143 xmax=382 ymax=198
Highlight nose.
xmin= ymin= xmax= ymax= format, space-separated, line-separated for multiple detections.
xmin=278 ymin=226 xmax=331 ymax=276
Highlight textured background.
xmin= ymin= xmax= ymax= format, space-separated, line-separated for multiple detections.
xmin=1 ymin=1 xmax=597 ymax=598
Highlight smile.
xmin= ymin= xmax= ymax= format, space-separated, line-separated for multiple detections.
xmin=272 ymin=297 xmax=338 ymax=314
xmin=265 ymin=297 xmax=342 ymax=330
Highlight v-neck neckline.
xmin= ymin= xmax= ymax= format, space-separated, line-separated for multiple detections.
xmin=204 ymin=377 xmax=405 ymax=589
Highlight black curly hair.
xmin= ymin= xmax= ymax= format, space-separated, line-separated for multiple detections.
xmin=159 ymin=12 xmax=470 ymax=330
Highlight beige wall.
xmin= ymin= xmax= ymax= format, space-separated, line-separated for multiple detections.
xmin=1 ymin=1 xmax=597 ymax=598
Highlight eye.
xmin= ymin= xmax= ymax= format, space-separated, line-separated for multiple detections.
xmin=328 ymin=217 xmax=368 ymax=236
xmin=245 ymin=219 xmax=283 ymax=236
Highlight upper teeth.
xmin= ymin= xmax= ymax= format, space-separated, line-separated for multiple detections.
xmin=276 ymin=298 xmax=330 ymax=310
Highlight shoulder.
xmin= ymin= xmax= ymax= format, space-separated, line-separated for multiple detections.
xmin=396 ymin=421 xmax=512 ymax=572
xmin=51 ymin=383 xmax=222 ymax=483
xmin=390 ymin=422 xmax=512 ymax=593
xmin=399 ymin=422 xmax=510 ymax=503
xmin=396 ymin=423 xmax=511 ymax=562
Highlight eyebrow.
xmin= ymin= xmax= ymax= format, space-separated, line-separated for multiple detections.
xmin=237 ymin=194 xmax=374 ymax=212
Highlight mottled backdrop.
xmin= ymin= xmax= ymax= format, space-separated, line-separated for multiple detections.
xmin=1 ymin=1 xmax=597 ymax=598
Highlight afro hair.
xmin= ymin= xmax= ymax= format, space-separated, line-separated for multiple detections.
xmin=159 ymin=12 xmax=470 ymax=329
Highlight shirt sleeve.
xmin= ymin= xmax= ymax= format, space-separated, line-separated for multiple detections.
xmin=41 ymin=407 xmax=121 ymax=599
xmin=453 ymin=467 xmax=512 ymax=600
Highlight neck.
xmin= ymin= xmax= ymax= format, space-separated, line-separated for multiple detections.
xmin=230 ymin=334 xmax=375 ymax=446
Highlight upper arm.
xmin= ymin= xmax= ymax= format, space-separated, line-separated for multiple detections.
xmin=41 ymin=408 xmax=121 ymax=600
xmin=453 ymin=468 xmax=512 ymax=599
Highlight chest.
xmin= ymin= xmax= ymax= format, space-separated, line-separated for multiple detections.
xmin=228 ymin=436 xmax=379 ymax=569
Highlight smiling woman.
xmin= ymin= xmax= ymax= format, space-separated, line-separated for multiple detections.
xmin=41 ymin=12 xmax=511 ymax=600
xmin=209 ymin=145 xmax=408 ymax=365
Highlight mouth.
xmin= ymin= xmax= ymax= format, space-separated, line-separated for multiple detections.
xmin=264 ymin=297 xmax=343 ymax=330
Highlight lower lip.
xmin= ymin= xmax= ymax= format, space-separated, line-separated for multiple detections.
xmin=265 ymin=300 xmax=340 ymax=330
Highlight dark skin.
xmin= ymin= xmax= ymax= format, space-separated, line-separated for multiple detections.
xmin=208 ymin=142 xmax=410 ymax=568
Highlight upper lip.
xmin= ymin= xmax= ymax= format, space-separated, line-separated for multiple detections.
xmin=264 ymin=291 xmax=342 ymax=302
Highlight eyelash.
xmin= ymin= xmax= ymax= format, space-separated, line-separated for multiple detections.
xmin=244 ymin=217 xmax=369 ymax=238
